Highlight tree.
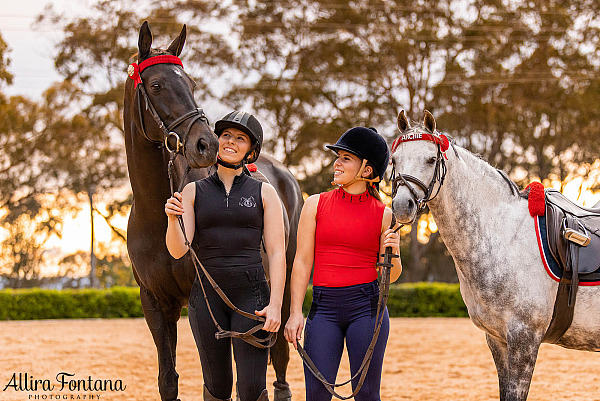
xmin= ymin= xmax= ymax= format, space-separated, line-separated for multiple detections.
xmin=0 ymin=197 xmax=63 ymax=288
xmin=201 ymin=0 xmax=466 ymax=279
xmin=38 ymin=3 xmax=230 ymax=286
xmin=36 ymin=81 xmax=128 ymax=287
xmin=40 ymin=0 xmax=234 ymax=136
xmin=0 ymin=31 xmax=60 ymax=286
xmin=0 ymin=32 xmax=13 ymax=89
xmin=433 ymin=0 xmax=600 ymax=185
xmin=42 ymin=0 xmax=600 ymax=282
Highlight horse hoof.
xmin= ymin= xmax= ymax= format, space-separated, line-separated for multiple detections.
xmin=273 ymin=381 xmax=292 ymax=401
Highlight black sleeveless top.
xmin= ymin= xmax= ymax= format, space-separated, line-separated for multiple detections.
xmin=192 ymin=171 xmax=264 ymax=268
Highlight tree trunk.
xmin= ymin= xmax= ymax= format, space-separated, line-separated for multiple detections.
xmin=409 ymin=227 xmax=422 ymax=282
xmin=88 ymin=185 xmax=97 ymax=288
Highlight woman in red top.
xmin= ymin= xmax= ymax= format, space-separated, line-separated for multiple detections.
xmin=284 ymin=127 xmax=401 ymax=401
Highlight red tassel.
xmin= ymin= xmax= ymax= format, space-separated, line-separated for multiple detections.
xmin=247 ymin=163 xmax=258 ymax=172
xmin=526 ymin=182 xmax=545 ymax=216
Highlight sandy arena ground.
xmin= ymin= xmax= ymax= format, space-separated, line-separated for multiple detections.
xmin=0 ymin=317 xmax=598 ymax=400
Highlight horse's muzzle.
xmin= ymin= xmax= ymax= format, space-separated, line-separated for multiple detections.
xmin=186 ymin=132 xmax=218 ymax=168
xmin=392 ymin=194 xmax=418 ymax=225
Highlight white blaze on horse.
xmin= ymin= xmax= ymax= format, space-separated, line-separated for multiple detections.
xmin=389 ymin=110 xmax=600 ymax=401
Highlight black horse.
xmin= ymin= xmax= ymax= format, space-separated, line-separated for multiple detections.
xmin=123 ymin=22 xmax=302 ymax=401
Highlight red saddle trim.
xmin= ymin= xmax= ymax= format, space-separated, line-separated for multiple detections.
xmin=526 ymin=182 xmax=545 ymax=217
xmin=534 ymin=216 xmax=600 ymax=286
xmin=534 ymin=217 xmax=560 ymax=283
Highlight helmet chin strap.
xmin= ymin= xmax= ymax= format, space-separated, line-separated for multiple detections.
xmin=216 ymin=143 xmax=257 ymax=170
xmin=331 ymin=159 xmax=381 ymax=188
xmin=216 ymin=156 xmax=245 ymax=170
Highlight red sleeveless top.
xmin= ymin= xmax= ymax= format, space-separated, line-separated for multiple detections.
xmin=313 ymin=188 xmax=385 ymax=287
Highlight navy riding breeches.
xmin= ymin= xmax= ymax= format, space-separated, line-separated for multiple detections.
xmin=303 ymin=280 xmax=389 ymax=401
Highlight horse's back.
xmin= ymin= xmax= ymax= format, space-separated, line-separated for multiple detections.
xmin=255 ymin=154 xmax=303 ymax=230
xmin=254 ymin=154 xmax=303 ymax=274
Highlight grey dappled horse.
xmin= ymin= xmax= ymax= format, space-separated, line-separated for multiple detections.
xmin=123 ymin=22 xmax=302 ymax=401
xmin=390 ymin=110 xmax=600 ymax=401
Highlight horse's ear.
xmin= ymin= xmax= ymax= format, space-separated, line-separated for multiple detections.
xmin=397 ymin=110 xmax=410 ymax=132
xmin=424 ymin=110 xmax=436 ymax=133
xmin=138 ymin=21 xmax=153 ymax=61
xmin=167 ymin=25 xmax=186 ymax=57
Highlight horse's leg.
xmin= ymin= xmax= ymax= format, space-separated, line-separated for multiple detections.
xmin=140 ymin=285 xmax=182 ymax=401
xmin=485 ymin=333 xmax=509 ymax=401
xmin=270 ymin=266 xmax=292 ymax=401
xmin=505 ymin=325 xmax=543 ymax=401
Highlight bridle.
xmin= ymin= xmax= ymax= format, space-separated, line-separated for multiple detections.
xmin=128 ymin=54 xmax=210 ymax=155
xmin=389 ymin=129 xmax=449 ymax=217
xmin=128 ymin=55 xmax=276 ymax=349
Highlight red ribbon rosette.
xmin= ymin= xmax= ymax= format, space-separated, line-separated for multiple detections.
xmin=127 ymin=63 xmax=142 ymax=86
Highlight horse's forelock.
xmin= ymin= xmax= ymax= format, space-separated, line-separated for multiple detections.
xmin=132 ymin=49 xmax=175 ymax=63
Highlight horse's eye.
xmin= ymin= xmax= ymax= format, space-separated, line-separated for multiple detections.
xmin=427 ymin=156 xmax=436 ymax=165
xmin=150 ymin=82 xmax=161 ymax=91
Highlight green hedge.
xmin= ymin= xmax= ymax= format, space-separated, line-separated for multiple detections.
xmin=385 ymin=282 xmax=468 ymax=317
xmin=0 ymin=283 xmax=467 ymax=320
xmin=0 ymin=287 xmax=143 ymax=320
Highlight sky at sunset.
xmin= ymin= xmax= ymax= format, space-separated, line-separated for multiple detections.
xmin=0 ymin=0 xmax=92 ymax=98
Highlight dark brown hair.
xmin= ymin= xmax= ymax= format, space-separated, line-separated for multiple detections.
xmin=365 ymin=162 xmax=383 ymax=202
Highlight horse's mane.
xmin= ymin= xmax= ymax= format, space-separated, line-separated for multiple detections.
xmin=437 ymin=131 xmax=527 ymax=200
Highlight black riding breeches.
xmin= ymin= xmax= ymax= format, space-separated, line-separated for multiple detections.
xmin=188 ymin=263 xmax=270 ymax=401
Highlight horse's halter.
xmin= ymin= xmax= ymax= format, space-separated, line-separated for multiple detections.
xmin=389 ymin=129 xmax=449 ymax=217
xmin=128 ymin=55 xmax=209 ymax=156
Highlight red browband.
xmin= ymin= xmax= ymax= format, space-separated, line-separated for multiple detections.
xmin=391 ymin=132 xmax=450 ymax=158
xmin=127 ymin=55 xmax=184 ymax=86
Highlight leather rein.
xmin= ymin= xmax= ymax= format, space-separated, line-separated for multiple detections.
xmin=389 ymin=130 xmax=449 ymax=215
xmin=129 ymin=55 xmax=275 ymax=349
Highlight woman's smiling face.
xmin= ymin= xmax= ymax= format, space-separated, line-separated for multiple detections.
xmin=218 ymin=128 xmax=252 ymax=164
xmin=332 ymin=150 xmax=363 ymax=185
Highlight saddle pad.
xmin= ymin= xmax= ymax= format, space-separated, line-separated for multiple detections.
xmin=534 ymin=215 xmax=600 ymax=286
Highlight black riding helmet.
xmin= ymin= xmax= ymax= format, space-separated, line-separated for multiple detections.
xmin=326 ymin=127 xmax=390 ymax=182
xmin=214 ymin=110 xmax=263 ymax=165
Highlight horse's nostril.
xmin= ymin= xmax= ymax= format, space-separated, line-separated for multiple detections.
xmin=407 ymin=199 xmax=415 ymax=210
xmin=197 ymin=138 xmax=207 ymax=153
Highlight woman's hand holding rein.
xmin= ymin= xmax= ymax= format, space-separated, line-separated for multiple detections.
xmin=255 ymin=303 xmax=282 ymax=333
xmin=284 ymin=312 xmax=305 ymax=350
xmin=165 ymin=184 xmax=196 ymax=259
xmin=382 ymin=228 xmax=400 ymax=255
xmin=165 ymin=192 xmax=184 ymax=219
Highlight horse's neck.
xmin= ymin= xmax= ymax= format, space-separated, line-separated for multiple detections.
xmin=125 ymin=131 xmax=172 ymax=219
xmin=428 ymin=145 xmax=528 ymax=267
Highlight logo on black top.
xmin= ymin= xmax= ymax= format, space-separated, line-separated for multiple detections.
xmin=239 ymin=196 xmax=257 ymax=208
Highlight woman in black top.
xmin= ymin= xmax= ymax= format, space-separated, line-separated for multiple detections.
xmin=165 ymin=111 xmax=285 ymax=401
